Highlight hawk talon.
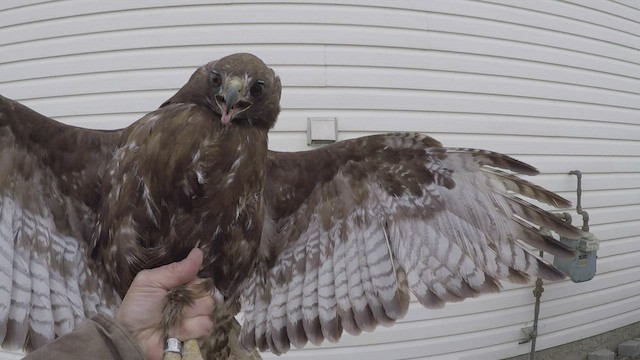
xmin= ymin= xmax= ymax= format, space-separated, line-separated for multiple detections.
xmin=183 ymin=339 xmax=204 ymax=360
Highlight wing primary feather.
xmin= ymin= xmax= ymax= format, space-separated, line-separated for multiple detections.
xmin=533 ymin=257 xmax=566 ymax=281
xmin=239 ymin=275 xmax=257 ymax=352
xmin=359 ymin=223 xmax=394 ymax=326
xmin=253 ymin=283 xmax=269 ymax=351
xmin=374 ymin=221 xmax=405 ymax=321
xmin=504 ymin=195 xmax=582 ymax=239
xmin=285 ymin=242 xmax=307 ymax=348
xmin=60 ymin=237 xmax=84 ymax=330
xmin=264 ymin=277 xmax=288 ymax=354
xmin=345 ymin=230 xmax=374 ymax=333
xmin=317 ymin=227 xmax=340 ymax=343
xmin=301 ymin=229 xmax=322 ymax=346
xmin=27 ymin=214 xmax=55 ymax=351
xmin=512 ymin=217 xmax=576 ymax=258
xmin=317 ymin=219 xmax=342 ymax=342
xmin=447 ymin=148 xmax=539 ymax=175
xmin=381 ymin=222 xmax=398 ymax=291
xmin=0 ymin=195 xmax=15 ymax=345
xmin=5 ymin=224 xmax=31 ymax=350
xmin=483 ymin=168 xmax=571 ymax=208
xmin=392 ymin=222 xmax=443 ymax=309
xmin=332 ymin=234 xmax=359 ymax=336
xmin=49 ymin=239 xmax=72 ymax=339
xmin=355 ymin=225 xmax=386 ymax=329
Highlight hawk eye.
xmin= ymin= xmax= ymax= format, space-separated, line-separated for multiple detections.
xmin=211 ymin=71 xmax=222 ymax=87
xmin=250 ymin=81 xmax=265 ymax=97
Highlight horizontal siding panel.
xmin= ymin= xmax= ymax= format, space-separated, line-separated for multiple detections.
xmin=590 ymin=221 xmax=640 ymax=242
xmin=324 ymin=67 xmax=640 ymax=109
xmin=482 ymin=0 xmax=640 ymax=35
xmin=0 ymin=0 xmax=234 ymax=26
xmin=0 ymin=4 xmax=428 ymax=46
xmin=575 ymin=188 xmax=640 ymax=208
xmin=325 ymin=47 xmax=640 ymax=94
xmin=0 ymin=1 xmax=47 ymax=12
xmin=428 ymin=13 xmax=640 ymax=65
xmin=0 ymin=24 xmax=431 ymax=64
xmin=598 ymin=236 xmax=640 ymax=258
xmin=4 ymin=46 xmax=640 ymax=96
xmin=613 ymin=0 xmax=640 ymax=11
xmin=281 ymin=89 xmax=640 ymax=123
xmin=565 ymin=0 xmax=640 ymax=23
xmin=586 ymin=204 xmax=640 ymax=225
xmin=554 ymin=173 xmax=640 ymax=191
xmin=425 ymin=0 xmax=640 ymax=50
xmin=513 ymin=155 xmax=640 ymax=174
xmin=462 ymin=308 xmax=640 ymax=360
xmin=428 ymin=32 xmax=640 ymax=80
xmin=4 ymin=30 xmax=639 ymax=86
xmin=5 ymin=1 xmax=639 ymax=64
xmin=530 ymin=293 xmax=640 ymax=346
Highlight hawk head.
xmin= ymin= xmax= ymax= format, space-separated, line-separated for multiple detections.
xmin=162 ymin=53 xmax=282 ymax=129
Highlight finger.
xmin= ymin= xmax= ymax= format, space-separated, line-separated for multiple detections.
xmin=140 ymin=248 xmax=204 ymax=289
xmin=167 ymin=315 xmax=213 ymax=341
xmin=181 ymin=295 xmax=215 ymax=318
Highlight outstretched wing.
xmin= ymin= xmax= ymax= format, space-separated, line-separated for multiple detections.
xmin=240 ymin=132 xmax=582 ymax=354
xmin=0 ymin=96 xmax=121 ymax=351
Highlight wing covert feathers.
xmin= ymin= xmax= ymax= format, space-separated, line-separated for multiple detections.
xmin=241 ymin=133 xmax=591 ymax=354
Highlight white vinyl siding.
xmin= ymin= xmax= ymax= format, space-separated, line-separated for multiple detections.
xmin=1 ymin=1 xmax=639 ymax=359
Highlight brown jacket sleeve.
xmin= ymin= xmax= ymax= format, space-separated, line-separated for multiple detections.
xmin=24 ymin=315 xmax=144 ymax=360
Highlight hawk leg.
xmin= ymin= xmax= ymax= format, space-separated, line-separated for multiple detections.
xmin=161 ymin=282 xmax=213 ymax=360
xmin=160 ymin=282 xmax=261 ymax=359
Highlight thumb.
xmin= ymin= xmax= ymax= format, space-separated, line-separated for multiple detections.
xmin=147 ymin=248 xmax=204 ymax=289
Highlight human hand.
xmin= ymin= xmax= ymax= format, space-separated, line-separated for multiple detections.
xmin=116 ymin=248 xmax=214 ymax=360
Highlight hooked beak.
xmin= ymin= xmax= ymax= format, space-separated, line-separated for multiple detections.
xmin=214 ymin=78 xmax=252 ymax=125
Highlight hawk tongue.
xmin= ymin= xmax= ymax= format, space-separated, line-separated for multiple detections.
xmin=221 ymin=106 xmax=233 ymax=125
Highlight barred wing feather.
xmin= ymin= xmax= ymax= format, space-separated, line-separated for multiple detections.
xmin=0 ymin=96 xmax=120 ymax=351
xmin=240 ymin=133 xmax=581 ymax=355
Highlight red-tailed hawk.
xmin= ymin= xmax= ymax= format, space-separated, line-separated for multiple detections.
xmin=0 ymin=53 xmax=585 ymax=359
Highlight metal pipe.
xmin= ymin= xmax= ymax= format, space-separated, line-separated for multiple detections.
xmin=569 ymin=170 xmax=590 ymax=231
xmin=529 ymin=251 xmax=545 ymax=360
xmin=568 ymin=170 xmax=582 ymax=212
